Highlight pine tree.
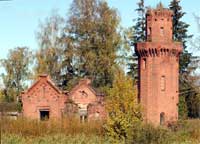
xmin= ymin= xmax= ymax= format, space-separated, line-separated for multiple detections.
xmin=127 ymin=0 xmax=146 ymax=81
xmin=169 ymin=0 xmax=199 ymax=118
xmin=132 ymin=0 xmax=146 ymax=43
xmin=182 ymin=56 xmax=200 ymax=118
xmin=169 ymin=0 xmax=193 ymax=74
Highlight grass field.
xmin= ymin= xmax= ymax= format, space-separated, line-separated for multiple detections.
xmin=0 ymin=118 xmax=200 ymax=144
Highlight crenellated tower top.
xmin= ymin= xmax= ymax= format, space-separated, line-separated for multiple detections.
xmin=146 ymin=7 xmax=173 ymax=42
xmin=136 ymin=6 xmax=182 ymax=58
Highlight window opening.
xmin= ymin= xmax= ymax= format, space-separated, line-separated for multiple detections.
xmin=40 ymin=110 xmax=49 ymax=121
xmin=160 ymin=27 xmax=164 ymax=36
xmin=161 ymin=76 xmax=166 ymax=91
xmin=148 ymin=27 xmax=151 ymax=35
xmin=142 ymin=58 xmax=146 ymax=70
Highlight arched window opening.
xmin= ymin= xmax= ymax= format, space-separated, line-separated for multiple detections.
xmin=161 ymin=76 xmax=166 ymax=91
xmin=142 ymin=58 xmax=146 ymax=70
xmin=148 ymin=27 xmax=151 ymax=35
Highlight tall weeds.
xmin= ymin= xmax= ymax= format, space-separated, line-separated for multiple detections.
xmin=1 ymin=118 xmax=200 ymax=144
xmin=1 ymin=117 xmax=104 ymax=137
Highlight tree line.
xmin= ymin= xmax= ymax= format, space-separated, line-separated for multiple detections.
xmin=0 ymin=0 xmax=124 ymax=102
xmin=0 ymin=0 xmax=199 ymax=120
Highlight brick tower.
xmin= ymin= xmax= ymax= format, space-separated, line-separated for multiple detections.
xmin=135 ymin=7 xmax=182 ymax=125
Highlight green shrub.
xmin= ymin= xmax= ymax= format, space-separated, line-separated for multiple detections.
xmin=0 ymin=102 xmax=18 ymax=112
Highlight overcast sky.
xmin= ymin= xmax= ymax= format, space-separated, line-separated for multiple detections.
xmin=0 ymin=0 xmax=199 ymax=59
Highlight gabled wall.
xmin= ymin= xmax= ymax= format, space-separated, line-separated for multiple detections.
xmin=68 ymin=79 xmax=106 ymax=121
xmin=22 ymin=75 xmax=67 ymax=120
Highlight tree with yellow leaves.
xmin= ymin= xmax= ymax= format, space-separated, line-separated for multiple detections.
xmin=105 ymin=69 xmax=141 ymax=143
xmin=1 ymin=47 xmax=32 ymax=102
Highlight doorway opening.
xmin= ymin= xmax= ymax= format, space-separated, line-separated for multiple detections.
xmin=40 ymin=110 xmax=49 ymax=121
xmin=160 ymin=112 xmax=165 ymax=125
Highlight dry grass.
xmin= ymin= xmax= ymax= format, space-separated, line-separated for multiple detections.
xmin=1 ymin=118 xmax=200 ymax=144
xmin=169 ymin=119 xmax=200 ymax=143
xmin=0 ymin=117 xmax=105 ymax=137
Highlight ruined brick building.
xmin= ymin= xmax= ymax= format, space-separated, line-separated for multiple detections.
xmin=67 ymin=79 xmax=106 ymax=121
xmin=22 ymin=75 xmax=106 ymax=121
xmin=135 ymin=7 xmax=182 ymax=125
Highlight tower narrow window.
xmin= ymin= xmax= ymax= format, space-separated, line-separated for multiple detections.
xmin=160 ymin=27 xmax=164 ymax=36
xmin=161 ymin=76 xmax=166 ymax=91
xmin=142 ymin=58 xmax=146 ymax=70
xmin=42 ymin=86 xmax=45 ymax=98
xmin=148 ymin=27 xmax=151 ymax=35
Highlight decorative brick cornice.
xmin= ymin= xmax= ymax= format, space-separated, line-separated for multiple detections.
xmin=135 ymin=42 xmax=182 ymax=57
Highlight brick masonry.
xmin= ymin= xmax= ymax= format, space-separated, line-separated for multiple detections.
xmin=135 ymin=8 xmax=182 ymax=125
xmin=22 ymin=75 xmax=67 ymax=120
xmin=68 ymin=79 xmax=106 ymax=121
